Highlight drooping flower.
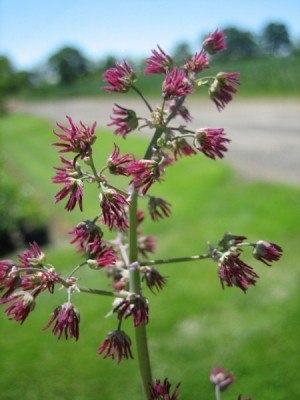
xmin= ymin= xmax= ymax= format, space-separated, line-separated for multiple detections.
xmin=69 ymin=220 xmax=103 ymax=252
xmin=184 ymin=49 xmax=210 ymax=73
xmin=0 ymin=262 xmax=20 ymax=299
xmin=167 ymin=100 xmax=193 ymax=122
xmin=103 ymin=60 xmax=136 ymax=93
xmin=162 ymin=68 xmax=194 ymax=100
xmin=100 ymin=188 xmax=129 ymax=231
xmin=0 ymin=260 xmax=17 ymax=292
xmin=253 ymin=240 xmax=282 ymax=266
xmin=0 ymin=290 xmax=35 ymax=324
xmin=113 ymin=293 xmax=149 ymax=327
xmin=98 ymin=330 xmax=133 ymax=364
xmin=148 ymin=196 xmax=172 ymax=222
xmin=145 ymin=45 xmax=173 ymax=75
xmin=202 ymin=29 xmax=227 ymax=55
xmin=18 ymin=242 xmax=45 ymax=267
xmin=21 ymin=268 xmax=60 ymax=294
xmin=218 ymin=253 xmax=259 ymax=293
xmin=108 ymin=104 xmax=139 ymax=137
xmin=52 ymin=157 xmax=84 ymax=211
xmin=53 ymin=116 xmax=97 ymax=158
xmin=43 ymin=302 xmax=80 ymax=341
xmin=172 ymin=138 xmax=197 ymax=160
xmin=137 ymin=236 xmax=156 ymax=258
xmin=209 ymin=72 xmax=240 ymax=111
xmin=126 ymin=159 xmax=161 ymax=195
xmin=86 ymin=237 xmax=117 ymax=269
xmin=141 ymin=267 xmax=167 ymax=292
xmin=107 ymin=144 xmax=133 ymax=176
xmin=194 ymin=128 xmax=230 ymax=159
xmin=149 ymin=378 xmax=180 ymax=400
xmin=210 ymin=367 xmax=234 ymax=391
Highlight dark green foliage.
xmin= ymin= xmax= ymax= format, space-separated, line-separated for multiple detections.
xmin=261 ymin=22 xmax=293 ymax=56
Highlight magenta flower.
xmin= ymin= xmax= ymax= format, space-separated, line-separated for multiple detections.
xmin=149 ymin=378 xmax=180 ymax=400
xmin=98 ymin=330 xmax=133 ymax=364
xmin=148 ymin=196 xmax=172 ymax=222
xmin=108 ymin=104 xmax=139 ymax=137
xmin=253 ymin=240 xmax=283 ymax=266
xmin=163 ymin=68 xmax=194 ymax=100
xmin=172 ymin=138 xmax=197 ymax=160
xmin=114 ymin=293 xmax=149 ymax=327
xmin=145 ymin=45 xmax=173 ymax=75
xmin=43 ymin=302 xmax=80 ymax=341
xmin=167 ymin=100 xmax=193 ymax=122
xmin=18 ymin=241 xmax=45 ymax=267
xmin=209 ymin=72 xmax=240 ymax=111
xmin=86 ymin=237 xmax=117 ymax=268
xmin=210 ymin=367 xmax=234 ymax=391
xmin=126 ymin=159 xmax=160 ymax=195
xmin=53 ymin=157 xmax=83 ymax=211
xmin=107 ymin=144 xmax=133 ymax=176
xmin=0 ymin=290 xmax=35 ymax=324
xmin=103 ymin=60 xmax=136 ymax=93
xmin=194 ymin=128 xmax=230 ymax=159
xmin=141 ymin=267 xmax=167 ymax=292
xmin=69 ymin=220 xmax=103 ymax=252
xmin=138 ymin=236 xmax=157 ymax=258
xmin=202 ymin=29 xmax=227 ymax=55
xmin=218 ymin=253 xmax=259 ymax=293
xmin=53 ymin=116 xmax=97 ymax=158
xmin=184 ymin=50 xmax=210 ymax=73
xmin=21 ymin=268 xmax=60 ymax=295
xmin=100 ymin=188 xmax=129 ymax=231
xmin=0 ymin=260 xmax=16 ymax=292
xmin=218 ymin=232 xmax=247 ymax=249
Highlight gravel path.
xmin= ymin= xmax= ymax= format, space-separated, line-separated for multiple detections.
xmin=11 ymin=97 xmax=300 ymax=185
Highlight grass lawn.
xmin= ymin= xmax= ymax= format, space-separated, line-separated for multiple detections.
xmin=0 ymin=114 xmax=300 ymax=400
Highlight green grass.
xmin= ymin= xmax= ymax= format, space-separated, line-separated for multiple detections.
xmin=0 ymin=114 xmax=300 ymax=399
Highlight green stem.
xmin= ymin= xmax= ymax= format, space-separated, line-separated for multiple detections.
xmin=132 ymin=85 xmax=153 ymax=112
xmin=144 ymin=126 xmax=164 ymax=160
xmin=129 ymin=191 xmax=152 ymax=399
xmin=215 ymin=385 xmax=221 ymax=400
xmin=139 ymin=253 xmax=211 ymax=267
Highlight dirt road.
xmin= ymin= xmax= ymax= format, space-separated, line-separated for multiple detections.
xmin=12 ymin=97 xmax=300 ymax=185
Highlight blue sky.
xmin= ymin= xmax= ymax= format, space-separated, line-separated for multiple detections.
xmin=1 ymin=0 xmax=299 ymax=69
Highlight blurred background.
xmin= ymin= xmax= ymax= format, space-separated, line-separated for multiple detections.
xmin=0 ymin=1 xmax=299 ymax=399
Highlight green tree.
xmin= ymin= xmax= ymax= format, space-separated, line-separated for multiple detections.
xmin=217 ymin=27 xmax=259 ymax=59
xmin=172 ymin=41 xmax=192 ymax=63
xmin=48 ymin=46 xmax=89 ymax=85
xmin=261 ymin=22 xmax=292 ymax=56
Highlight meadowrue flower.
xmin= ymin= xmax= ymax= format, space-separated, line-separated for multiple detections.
xmin=18 ymin=242 xmax=45 ymax=267
xmin=218 ymin=232 xmax=247 ymax=249
xmin=210 ymin=367 xmax=234 ymax=391
xmin=107 ymin=144 xmax=133 ymax=176
xmin=0 ymin=260 xmax=17 ymax=291
xmin=145 ymin=45 xmax=173 ymax=75
xmin=103 ymin=60 xmax=136 ymax=93
xmin=163 ymin=68 xmax=194 ymax=100
xmin=0 ymin=263 xmax=20 ymax=299
xmin=113 ymin=293 xmax=149 ymax=327
xmin=0 ymin=290 xmax=35 ymax=324
xmin=149 ymin=378 xmax=180 ymax=400
xmin=141 ymin=267 xmax=167 ymax=292
xmin=218 ymin=252 xmax=258 ymax=293
xmin=53 ymin=116 xmax=97 ymax=158
xmin=126 ymin=159 xmax=161 ymax=195
xmin=53 ymin=157 xmax=84 ymax=211
xmin=108 ymin=104 xmax=139 ymax=137
xmin=138 ymin=236 xmax=156 ymax=258
xmin=209 ymin=72 xmax=240 ymax=111
xmin=43 ymin=302 xmax=80 ymax=341
xmin=69 ymin=220 xmax=103 ymax=252
xmin=21 ymin=268 xmax=60 ymax=294
xmin=86 ymin=237 xmax=117 ymax=269
xmin=98 ymin=330 xmax=133 ymax=364
xmin=100 ymin=188 xmax=129 ymax=231
xmin=167 ymin=100 xmax=193 ymax=122
xmin=184 ymin=49 xmax=210 ymax=73
xmin=194 ymin=128 xmax=230 ymax=159
xmin=172 ymin=138 xmax=196 ymax=160
xmin=253 ymin=240 xmax=282 ymax=266
xmin=148 ymin=196 xmax=171 ymax=222
xmin=202 ymin=29 xmax=227 ymax=55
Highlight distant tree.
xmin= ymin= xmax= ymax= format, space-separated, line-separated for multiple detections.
xmin=261 ymin=23 xmax=292 ymax=56
xmin=216 ymin=27 xmax=259 ymax=60
xmin=48 ymin=47 xmax=89 ymax=85
xmin=172 ymin=42 xmax=192 ymax=63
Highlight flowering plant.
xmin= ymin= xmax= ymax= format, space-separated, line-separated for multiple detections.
xmin=0 ymin=29 xmax=282 ymax=400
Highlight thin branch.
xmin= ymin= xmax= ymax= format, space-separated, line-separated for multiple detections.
xmin=132 ymin=85 xmax=153 ymax=112
xmin=139 ymin=253 xmax=211 ymax=266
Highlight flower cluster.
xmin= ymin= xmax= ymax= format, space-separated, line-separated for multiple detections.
xmin=43 ymin=302 xmax=80 ymax=340
xmin=149 ymin=378 xmax=180 ymax=400
xmin=113 ymin=293 xmax=149 ymax=327
xmin=98 ymin=330 xmax=133 ymax=364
